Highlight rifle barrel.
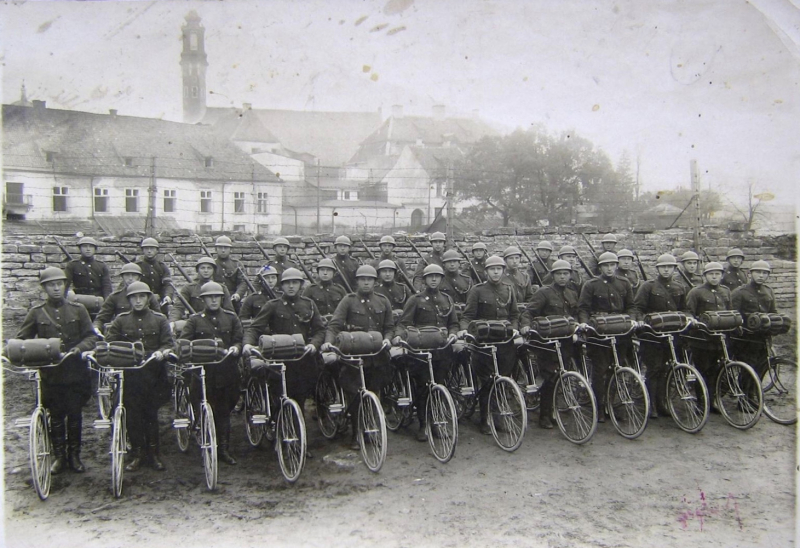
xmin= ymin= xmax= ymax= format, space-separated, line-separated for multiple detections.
xmin=167 ymin=253 xmax=193 ymax=283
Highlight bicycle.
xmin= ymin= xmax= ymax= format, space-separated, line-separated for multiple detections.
xmin=246 ymin=346 xmax=310 ymax=483
xmin=634 ymin=313 xmax=710 ymax=434
xmin=316 ymin=339 xmax=389 ymax=472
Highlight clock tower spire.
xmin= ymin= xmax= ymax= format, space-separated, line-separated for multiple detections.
xmin=180 ymin=11 xmax=208 ymax=124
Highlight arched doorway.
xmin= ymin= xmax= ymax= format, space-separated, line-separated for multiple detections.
xmin=410 ymin=209 xmax=424 ymax=231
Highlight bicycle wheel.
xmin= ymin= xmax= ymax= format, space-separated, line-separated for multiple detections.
xmin=97 ymin=371 xmax=113 ymax=421
xmin=199 ymin=403 xmax=218 ymax=490
xmin=760 ymin=356 xmax=797 ymax=425
xmin=382 ymin=367 xmax=412 ymax=432
xmin=607 ymin=367 xmax=649 ymax=439
xmin=29 ymin=407 xmax=52 ymax=501
xmin=554 ymin=371 xmax=597 ymax=444
xmin=357 ymin=391 xmax=387 ymax=473
xmin=513 ymin=353 xmax=541 ymax=412
xmin=447 ymin=361 xmax=477 ymax=420
xmin=665 ymin=363 xmax=709 ymax=433
xmin=425 ymin=384 xmax=458 ymax=463
xmin=245 ymin=378 xmax=267 ymax=446
xmin=488 ymin=376 xmax=527 ymax=452
xmin=111 ymin=406 xmax=126 ymax=498
xmin=276 ymin=398 xmax=306 ymax=483
xmin=716 ymin=361 xmax=763 ymax=430
xmin=174 ymin=377 xmax=192 ymax=452
xmin=315 ymin=369 xmax=347 ymax=439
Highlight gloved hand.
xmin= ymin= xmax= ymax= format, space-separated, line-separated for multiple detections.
xmin=304 ymin=344 xmax=316 ymax=355
xmin=228 ymin=346 xmax=240 ymax=357
xmin=242 ymin=344 xmax=255 ymax=356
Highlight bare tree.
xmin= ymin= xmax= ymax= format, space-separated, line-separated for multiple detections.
xmin=727 ymin=180 xmax=769 ymax=231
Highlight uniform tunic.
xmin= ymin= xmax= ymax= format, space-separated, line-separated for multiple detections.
xmin=135 ymin=257 xmax=174 ymax=301
xmin=731 ymin=281 xmax=777 ymax=372
xmin=529 ymin=257 xmax=554 ymax=286
xmin=721 ymin=266 xmax=748 ymax=292
xmin=503 ymin=267 xmax=536 ymax=304
xmin=332 ymin=255 xmax=359 ymax=292
xmin=213 ymin=257 xmax=248 ymax=299
xmin=370 ymin=253 xmax=409 ymax=277
xmin=302 ymin=281 xmax=347 ymax=316
xmin=632 ymin=276 xmax=686 ymax=320
xmin=543 ymin=268 xmax=584 ymax=295
xmin=375 ymin=280 xmax=410 ymax=310
xmin=440 ymin=270 xmax=472 ymax=305
xmin=65 ymin=257 xmax=112 ymax=298
xmin=460 ymin=280 xmax=519 ymax=379
xmin=412 ymin=250 xmax=445 ymax=291
xmin=520 ymin=283 xmax=579 ymax=376
xmin=617 ymin=268 xmax=640 ymax=291
xmin=169 ymin=279 xmax=234 ymax=321
xmin=682 ymin=282 xmax=732 ymax=375
xmin=271 ymin=255 xmax=299 ymax=278
xmin=239 ymin=292 xmax=271 ymax=322
xmin=469 ymin=256 xmax=487 ymax=284
xmin=94 ymin=284 xmax=161 ymax=332
xmin=673 ymin=269 xmax=704 ymax=290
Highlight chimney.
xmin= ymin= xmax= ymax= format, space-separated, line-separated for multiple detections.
xmin=109 ymin=109 xmax=118 ymax=117
xmin=472 ymin=109 xmax=480 ymax=120
xmin=391 ymin=104 xmax=403 ymax=119
xmin=432 ymin=104 xmax=445 ymax=121
xmin=32 ymin=100 xmax=46 ymax=111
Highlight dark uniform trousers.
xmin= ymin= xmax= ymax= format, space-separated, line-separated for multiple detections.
xmin=731 ymin=281 xmax=778 ymax=376
xmin=107 ymin=309 xmax=174 ymax=452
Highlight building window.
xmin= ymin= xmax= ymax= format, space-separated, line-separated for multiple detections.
xmin=234 ymin=192 xmax=245 ymax=213
xmin=94 ymin=188 xmax=109 ymax=213
xmin=45 ymin=151 xmax=55 ymax=163
xmin=257 ymin=192 xmax=268 ymax=214
xmin=204 ymin=157 xmax=214 ymax=168
xmin=341 ymin=190 xmax=358 ymax=201
xmin=6 ymin=182 xmax=24 ymax=204
xmin=53 ymin=186 xmax=68 ymax=212
xmin=200 ymin=190 xmax=212 ymax=213
xmin=125 ymin=189 xmax=139 ymax=212
xmin=233 ymin=224 xmax=246 ymax=232
xmin=436 ymin=180 xmax=444 ymax=197
xmin=192 ymin=86 xmax=198 ymax=98
xmin=163 ymin=189 xmax=176 ymax=213
xmin=199 ymin=224 xmax=212 ymax=234
xmin=190 ymin=33 xmax=198 ymax=51
xmin=124 ymin=157 xmax=133 ymax=167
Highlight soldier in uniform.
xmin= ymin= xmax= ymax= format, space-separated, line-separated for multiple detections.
xmin=106 ymin=281 xmax=174 ymax=471
xmin=331 ymin=235 xmax=360 ymax=291
xmin=529 ymin=241 xmax=555 ymax=286
xmin=169 ymin=257 xmax=234 ymax=322
xmin=240 ymin=265 xmax=280 ymax=322
xmin=730 ymin=260 xmax=777 ymax=376
xmin=502 ymin=246 xmax=536 ymax=304
xmin=271 ymin=237 xmax=299 ymax=278
xmin=439 ymin=249 xmax=473 ymax=305
xmin=321 ymin=265 xmax=394 ymax=448
xmin=212 ymin=235 xmax=248 ymax=313
xmin=520 ymin=259 xmax=579 ymax=429
xmin=543 ymin=245 xmax=584 ymax=294
xmin=94 ymin=263 xmax=161 ymax=333
xmin=577 ymin=252 xmax=635 ymax=421
xmin=370 ymin=235 xmax=409 ymax=279
xmin=179 ymin=282 xmax=243 ymax=465
xmin=616 ymin=249 xmax=640 ymax=290
xmin=412 ymin=232 xmax=447 ymax=291
xmin=136 ymin=237 xmax=174 ymax=313
xmin=469 ymin=242 xmax=488 ymax=283
xmin=674 ymin=251 xmax=704 ymax=289
xmin=458 ymin=255 xmax=520 ymax=434
xmin=721 ymin=248 xmax=748 ymax=291
xmin=632 ymin=254 xmax=687 ymax=418
xmin=393 ymin=264 xmax=459 ymax=441
xmin=64 ymin=236 xmax=113 ymax=300
xmin=13 ymin=267 xmax=97 ymax=474
xmin=375 ymin=259 xmax=410 ymax=312
xmin=587 ymin=234 xmax=618 ymax=276
xmin=302 ymin=258 xmax=347 ymax=317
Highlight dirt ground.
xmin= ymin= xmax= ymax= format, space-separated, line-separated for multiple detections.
xmin=2 ymin=353 xmax=795 ymax=548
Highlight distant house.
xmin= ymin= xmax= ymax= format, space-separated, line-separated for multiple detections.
xmin=2 ymin=102 xmax=283 ymax=234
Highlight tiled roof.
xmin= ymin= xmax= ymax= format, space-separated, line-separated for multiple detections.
xmin=2 ymin=104 xmax=280 ymax=183
xmin=408 ymin=146 xmax=464 ymax=175
xmin=230 ymin=108 xmax=280 ymax=143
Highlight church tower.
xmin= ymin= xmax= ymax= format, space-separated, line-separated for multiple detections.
xmin=181 ymin=11 xmax=208 ymax=124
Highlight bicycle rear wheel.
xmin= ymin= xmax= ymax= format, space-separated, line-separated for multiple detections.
xmin=315 ymin=369 xmax=347 ymax=439
xmin=447 ymin=361 xmax=477 ymax=420
xmin=425 ymin=384 xmax=458 ymax=463
xmin=245 ymin=377 xmax=267 ymax=446
xmin=554 ymin=371 xmax=597 ymax=445
xmin=276 ymin=398 xmax=306 ymax=483
xmin=382 ymin=367 xmax=413 ymax=432
xmin=513 ymin=353 xmax=541 ymax=412
xmin=488 ymin=376 xmax=527 ymax=452
xmin=760 ymin=356 xmax=797 ymax=425
xmin=357 ymin=391 xmax=387 ymax=473
xmin=716 ymin=360 xmax=763 ymax=430
xmin=111 ymin=406 xmax=126 ymax=498
xmin=665 ymin=363 xmax=709 ymax=433
xmin=200 ymin=403 xmax=218 ymax=490
xmin=173 ymin=377 xmax=193 ymax=452
xmin=607 ymin=367 xmax=649 ymax=439
xmin=29 ymin=407 xmax=51 ymax=501
xmin=97 ymin=371 xmax=114 ymax=421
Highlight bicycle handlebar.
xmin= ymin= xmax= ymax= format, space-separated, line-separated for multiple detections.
xmin=397 ymin=339 xmax=455 ymax=353
xmin=85 ymin=350 xmax=177 ymax=371
xmin=459 ymin=333 xmax=519 ymax=346
xmin=247 ymin=347 xmax=313 ymax=363
xmin=326 ymin=342 xmax=390 ymax=358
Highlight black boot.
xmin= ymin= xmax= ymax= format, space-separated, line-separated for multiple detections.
xmin=125 ymin=448 xmax=144 ymax=472
xmin=146 ymin=420 xmax=165 ymax=471
xmin=538 ymin=380 xmax=555 ymax=429
xmin=647 ymin=379 xmax=659 ymax=419
xmin=67 ymin=414 xmax=86 ymax=472
xmin=218 ymin=421 xmax=237 ymax=465
xmin=50 ymin=418 xmax=67 ymax=475
xmin=416 ymin=421 xmax=428 ymax=442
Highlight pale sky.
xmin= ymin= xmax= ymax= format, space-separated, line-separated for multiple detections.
xmin=2 ymin=0 xmax=798 ymax=207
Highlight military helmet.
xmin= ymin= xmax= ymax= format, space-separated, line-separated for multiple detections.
xmin=502 ymin=246 xmax=523 ymax=259
xmin=119 ymin=263 xmax=143 ymax=276
xmin=140 ymin=237 xmax=159 ymax=248
xmin=334 ymin=235 xmax=352 ymax=246
xmin=199 ymin=281 xmax=225 ymax=297
xmin=317 ymin=258 xmax=336 ymax=271
xmin=550 ymin=259 xmax=572 ymax=272
xmin=355 ymin=265 xmax=377 ymax=278
xmin=471 ymin=242 xmax=487 ymax=251
xmin=601 ymin=233 xmax=617 ymax=244
xmin=126 ymin=281 xmax=152 ymax=297
xmin=77 ymin=236 xmax=99 ymax=248
xmin=680 ymin=251 xmax=699 ymax=262
xmin=423 ymin=264 xmax=445 ymax=277
xmin=558 ymin=245 xmax=577 ymax=257
xmin=214 ymin=235 xmax=233 ymax=247
xmin=261 ymin=265 xmax=278 ymax=277
xmin=272 ymin=237 xmax=290 ymax=248
xmin=280 ymin=268 xmax=305 ymax=283
xmin=442 ymin=249 xmax=461 ymax=262
xmin=597 ymin=252 xmax=619 ymax=266
xmin=39 ymin=267 xmax=67 ymax=284
xmin=429 ymin=232 xmax=446 ymax=242
xmin=379 ymin=235 xmax=396 ymax=246
xmin=377 ymin=259 xmax=397 ymax=271
xmin=749 ymin=260 xmax=771 ymax=273
xmin=656 ymin=254 xmax=678 ymax=267
xmin=484 ymin=255 xmax=506 ymax=269
xmin=195 ymin=257 xmax=217 ymax=270
xmin=536 ymin=241 xmax=553 ymax=251
xmin=703 ymin=262 xmax=724 ymax=274
xmin=726 ymin=248 xmax=745 ymax=260
xmin=616 ymin=249 xmax=634 ymax=259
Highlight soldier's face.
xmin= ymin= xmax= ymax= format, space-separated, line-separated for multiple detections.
xmin=42 ymin=279 xmax=65 ymax=300
xmin=425 ymin=273 xmax=443 ymax=289
xmin=562 ymin=254 xmax=577 ymax=268
xmin=472 ymin=249 xmax=486 ymax=259
xmin=215 ymin=246 xmax=231 ymax=259
xmin=335 ymin=244 xmax=350 ymax=256
xmin=728 ymin=256 xmax=744 ymax=268
xmin=274 ymin=245 xmax=289 ymax=256
xmin=129 ymin=293 xmax=149 ymax=311
xmin=444 ymin=260 xmax=460 ymax=273
xmin=705 ymin=271 xmax=723 ymax=286
xmin=431 ymin=240 xmax=445 ymax=252
xmin=553 ymin=270 xmax=571 ymax=287
xmin=486 ymin=266 xmax=504 ymax=282
xmin=538 ymin=249 xmax=551 ymax=260
xmin=379 ymin=269 xmax=395 ymax=282
xmin=282 ymin=280 xmax=302 ymax=296
xmin=379 ymin=243 xmax=394 ymax=255
xmin=751 ymin=270 xmax=769 ymax=285
xmin=142 ymin=246 xmax=158 ymax=259
xmin=618 ymin=257 xmax=633 ymax=270
xmin=357 ymin=276 xmax=375 ymax=291
xmin=79 ymin=244 xmax=96 ymax=259
xmin=657 ymin=265 xmax=675 ymax=278
xmin=197 ymin=265 xmax=215 ymax=280
xmin=505 ymin=255 xmax=521 ymax=270
xmin=203 ymin=295 xmax=222 ymax=311
xmin=122 ymin=273 xmax=141 ymax=287
xmin=600 ymin=263 xmax=618 ymax=277
xmin=602 ymin=242 xmax=616 ymax=252
xmin=318 ymin=268 xmax=334 ymax=282
xmin=266 ymin=275 xmax=278 ymax=288
xmin=683 ymin=260 xmax=699 ymax=274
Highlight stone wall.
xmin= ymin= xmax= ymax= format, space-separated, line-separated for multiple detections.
xmin=2 ymin=227 xmax=795 ymax=325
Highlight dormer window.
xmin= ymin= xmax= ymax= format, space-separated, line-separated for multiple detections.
xmin=204 ymin=157 xmax=214 ymax=168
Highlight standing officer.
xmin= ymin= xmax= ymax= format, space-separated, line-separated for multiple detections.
xmin=394 ymin=264 xmax=459 ymax=441
xmin=331 ymin=235 xmax=360 ymax=291
xmin=212 ymin=236 xmax=248 ymax=312
xmin=468 ymin=242 xmax=488 ymax=283
xmin=731 ymin=260 xmax=777 ymax=376
xmin=721 ymin=248 xmax=748 ymax=291
xmin=271 ymin=237 xmax=299 ymax=278
xmin=179 ymin=282 xmax=243 ymax=465
xmin=502 ymin=246 xmax=536 ymax=304
xmin=375 ymin=259 xmax=410 ymax=311
xmin=439 ymin=249 xmax=473 ymax=305
xmin=530 ymin=241 xmax=555 ymax=284
xmin=14 ymin=267 xmax=97 ymax=474
xmin=303 ymin=258 xmax=347 ymax=317
xmin=94 ymin=263 xmax=161 ymax=332
xmin=577 ymin=252 xmax=635 ymax=421
xmin=370 ymin=235 xmax=409 ymax=279
xmin=64 ymin=236 xmax=112 ymax=299
xmin=106 ymin=281 xmax=174 ymax=471
xmin=412 ymin=232 xmax=447 ymax=291
xmin=136 ymin=237 xmax=174 ymax=312
xmin=616 ymin=249 xmax=640 ymax=290
xmin=169 ymin=257 xmax=234 ymax=322
xmin=520 ymin=259 xmax=579 ymax=429
xmin=458 ymin=255 xmax=520 ymax=434
xmin=543 ymin=245 xmax=584 ymax=294
xmin=674 ymin=251 xmax=704 ymax=289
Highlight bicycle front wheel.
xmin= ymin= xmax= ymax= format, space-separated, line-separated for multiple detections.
xmin=425 ymin=384 xmax=458 ymax=463
xmin=357 ymin=391 xmax=387 ymax=473
xmin=174 ymin=377 xmax=192 ymax=452
xmin=554 ymin=371 xmax=597 ymax=445
xmin=488 ymin=376 xmax=527 ymax=452
xmin=276 ymin=398 xmax=307 ymax=483
xmin=513 ymin=353 xmax=541 ymax=412
xmin=29 ymin=407 xmax=52 ymax=501
xmin=447 ymin=362 xmax=477 ymax=420
xmin=97 ymin=371 xmax=114 ymax=421
xmin=111 ymin=406 xmax=127 ymax=498
xmin=200 ymin=403 xmax=218 ymax=490
xmin=760 ymin=356 xmax=797 ymax=425
xmin=315 ymin=369 xmax=347 ymax=439
xmin=245 ymin=378 xmax=267 ymax=447
xmin=665 ymin=363 xmax=709 ymax=433
xmin=716 ymin=360 xmax=763 ymax=430
xmin=607 ymin=367 xmax=649 ymax=440
xmin=382 ymin=367 xmax=412 ymax=432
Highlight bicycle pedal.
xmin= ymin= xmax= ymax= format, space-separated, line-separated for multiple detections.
xmin=685 ymin=374 xmax=697 ymax=382
xmin=173 ymin=418 xmax=190 ymax=429
xmin=397 ymin=397 xmax=412 ymax=406
xmin=14 ymin=418 xmax=31 ymax=428
xmin=251 ymin=414 xmax=268 ymax=425
xmin=525 ymin=385 xmax=539 ymax=394
xmin=93 ymin=419 xmax=112 ymax=429
xmin=97 ymin=387 xmax=112 ymax=396
xmin=329 ymin=404 xmax=345 ymax=413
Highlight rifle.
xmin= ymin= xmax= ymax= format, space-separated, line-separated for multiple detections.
xmin=677 ymin=267 xmax=693 ymax=287
xmin=115 ymin=250 xmax=133 ymax=264
xmin=256 ymin=272 xmax=278 ymax=300
xmin=633 ymin=250 xmax=648 ymax=282
xmin=167 ymin=253 xmax=193 ymax=283
xmin=406 ymin=237 xmax=428 ymax=266
xmin=699 ymin=248 xmax=712 ymax=263
xmin=455 ymin=242 xmax=483 ymax=283
xmin=238 ymin=265 xmax=258 ymax=295
xmin=196 ymin=235 xmax=213 ymax=258
xmin=252 ymin=236 xmax=273 ymax=263
xmin=310 ymin=238 xmax=353 ymax=292
xmin=581 ymin=233 xmax=599 ymax=258
xmin=52 ymin=235 xmax=75 ymax=261
xmin=513 ymin=237 xmax=544 ymax=287
xmin=576 ymin=252 xmax=598 ymax=279
xmin=358 ymin=237 xmax=376 ymax=261
xmin=291 ymin=253 xmax=315 ymax=283
xmin=168 ymin=280 xmax=196 ymax=315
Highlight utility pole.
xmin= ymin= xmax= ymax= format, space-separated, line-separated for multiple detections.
xmin=316 ymin=159 xmax=321 ymax=233
xmin=691 ymin=159 xmax=700 ymax=250
xmin=446 ymin=163 xmax=454 ymax=245
xmin=146 ymin=156 xmax=157 ymax=236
